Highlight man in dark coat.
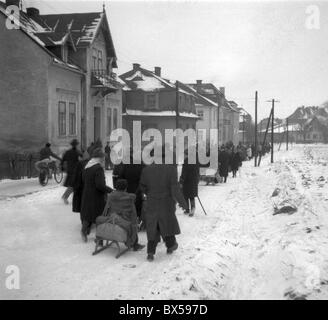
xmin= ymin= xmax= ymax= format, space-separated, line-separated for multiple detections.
xmin=61 ymin=139 xmax=82 ymax=204
xmin=104 ymin=142 xmax=111 ymax=170
xmin=80 ymin=148 xmax=113 ymax=242
xmin=179 ymin=153 xmax=200 ymax=217
xmin=39 ymin=143 xmax=61 ymax=162
xmin=140 ymin=153 xmax=187 ymax=261
xmin=218 ymin=146 xmax=230 ymax=183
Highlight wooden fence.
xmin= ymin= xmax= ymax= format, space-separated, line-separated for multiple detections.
xmin=0 ymin=152 xmax=40 ymax=180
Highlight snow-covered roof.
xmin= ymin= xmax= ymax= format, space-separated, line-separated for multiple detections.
xmin=123 ymin=109 xmax=199 ymax=119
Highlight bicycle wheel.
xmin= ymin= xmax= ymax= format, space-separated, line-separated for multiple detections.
xmin=39 ymin=169 xmax=49 ymax=186
xmin=54 ymin=167 xmax=63 ymax=184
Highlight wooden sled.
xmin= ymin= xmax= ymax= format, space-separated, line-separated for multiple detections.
xmin=92 ymin=222 xmax=130 ymax=259
xmin=199 ymin=168 xmax=221 ymax=185
xmin=92 ymin=238 xmax=130 ymax=259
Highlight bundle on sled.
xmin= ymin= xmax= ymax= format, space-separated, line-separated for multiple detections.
xmin=199 ymin=168 xmax=222 ymax=185
xmin=93 ymin=214 xmax=131 ymax=259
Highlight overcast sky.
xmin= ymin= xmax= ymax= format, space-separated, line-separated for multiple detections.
xmin=23 ymin=0 xmax=328 ymax=120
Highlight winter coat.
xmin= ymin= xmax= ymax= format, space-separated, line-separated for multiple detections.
xmin=119 ymin=163 xmax=145 ymax=217
xmin=101 ymin=191 xmax=138 ymax=248
xmin=218 ymin=151 xmax=230 ymax=177
xmin=72 ymin=159 xmax=88 ymax=214
xmin=140 ymin=164 xmax=186 ymax=242
xmin=62 ymin=148 xmax=82 ymax=187
xmin=80 ymin=163 xmax=112 ymax=223
xmin=180 ymin=160 xmax=199 ymax=199
xmin=39 ymin=147 xmax=61 ymax=161
xmin=230 ymin=152 xmax=242 ymax=171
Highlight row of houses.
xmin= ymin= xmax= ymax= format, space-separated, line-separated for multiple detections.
xmin=0 ymin=0 xmax=240 ymax=157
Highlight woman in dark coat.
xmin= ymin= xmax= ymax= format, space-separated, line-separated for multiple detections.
xmin=80 ymin=148 xmax=112 ymax=242
xmin=230 ymin=150 xmax=242 ymax=178
xmin=61 ymin=139 xmax=82 ymax=204
xmin=179 ymin=155 xmax=199 ymax=217
xmin=140 ymin=157 xmax=187 ymax=261
xmin=72 ymin=151 xmax=89 ymax=216
xmin=218 ymin=147 xmax=230 ymax=183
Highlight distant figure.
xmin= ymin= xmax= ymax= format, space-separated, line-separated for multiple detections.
xmin=218 ymin=146 xmax=230 ymax=183
xmin=179 ymin=150 xmax=200 ymax=217
xmin=104 ymin=142 xmax=111 ymax=170
xmin=80 ymin=148 xmax=113 ymax=242
xmin=230 ymin=149 xmax=242 ymax=178
xmin=140 ymin=149 xmax=187 ymax=262
xmin=247 ymin=145 xmax=252 ymax=160
xmin=61 ymin=139 xmax=82 ymax=204
xmin=86 ymin=142 xmax=94 ymax=158
xmin=39 ymin=143 xmax=61 ymax=162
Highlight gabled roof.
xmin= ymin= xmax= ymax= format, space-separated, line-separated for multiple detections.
xmin=0 ymin=2 xmax=82 ymax=73
xmin=33 ymin=11 xmax=117 ymax=67
xmin=177 ymin=82 xmax=217 ymax=108
xmin=120 ymin=65 xmax=194 ymax=96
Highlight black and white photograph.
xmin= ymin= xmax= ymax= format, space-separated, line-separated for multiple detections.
xmin=0 ymin=0 xmax=328 ymax=303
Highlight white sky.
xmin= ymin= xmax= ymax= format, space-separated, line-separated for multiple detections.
xmin=23 ymin=0 xmax=328 ymax=120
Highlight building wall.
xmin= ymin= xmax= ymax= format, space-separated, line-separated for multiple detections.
xmin=0 ymin=14 xmax=51 ymax=153
xmin=47 ymin=64 xmax=82 ymax=155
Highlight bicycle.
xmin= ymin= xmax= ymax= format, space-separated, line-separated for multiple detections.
xmin=35 ymin=159 xmax=63 ymax=186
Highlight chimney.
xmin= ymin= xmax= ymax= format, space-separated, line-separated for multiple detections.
xmin=154 ymin=66 xmax=161 ymax=77
xmin=26 ymin=7 xmax=40 ymax=18
xmin=219 ymin=87 xmax=225 ymax=97
xmin=6 ymin=0 xmax=20 ymax=7
xmin=133 ymin=63 xmax=140 ymax=71
xmin=196 ymin=80 xmax=202 ymax=93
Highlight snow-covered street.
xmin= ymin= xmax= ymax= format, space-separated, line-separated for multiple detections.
xmin=1 ymin=144 xmax=328 ymax=300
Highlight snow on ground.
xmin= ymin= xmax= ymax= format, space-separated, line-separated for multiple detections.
xmin=0 ymin=144 xmax=328 ymax=300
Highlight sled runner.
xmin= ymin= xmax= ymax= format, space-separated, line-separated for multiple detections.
xmin=92 ymin=222 xmax=130 ymax=258
xmin=199 ymin=168 xmax=221 ymax=185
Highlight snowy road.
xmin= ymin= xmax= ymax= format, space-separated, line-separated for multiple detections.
xmin=1 ymin=144 xmax=328 ymax=300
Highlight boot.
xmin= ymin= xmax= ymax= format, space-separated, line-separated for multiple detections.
xmin=189 ymin=207 xmax=195 ymax=217
xmin=147 ymin=254 xmax=154 ymax=261
xmin=167 ymin=242 xmax=178 ymax=254
xmin=133 ymin=243 xmax=145 ymax=251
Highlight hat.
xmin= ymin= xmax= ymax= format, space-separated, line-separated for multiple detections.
xmin=91 ymin=147 xmax=105 ymax=159
xmin=71 ymin=139 xmax=79 ymax=147
xmin=46 ymin=142 xmax=51 ymax=147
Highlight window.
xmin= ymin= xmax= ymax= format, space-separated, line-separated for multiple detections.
xmin=92 ymin=48 xmax=97 ymax=70
xmin=146 ymin=94 xmax=156 ymax=109
xmin=69 ymin=102 xmax=76 ymax=135
xmin=58 ymin=101 xmax=66 ymax=136
xmin=107 ymin=108 xmax=112 ymax=136
xmin=98 ymin=50 xmax=103 ymax=70
xmin=197 ymin=110 xmax=204 ymax=120
xmin=113 ymin=108 xmax=118 ymax=130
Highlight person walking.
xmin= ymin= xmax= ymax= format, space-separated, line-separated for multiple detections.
xmin=218 ymin=146 xmax=230 ymax=183
xmin=230 ymin=148 xmax=242 ymax=178
xmin=139 ymin=148 xmax=187 ymax=262
xmin=80 ymin=148 xmax=113 ymax=242
xmin=104 ymin=142 xmax=111 ymax=170
xmin=61 ymin=139 xmax=82 ymax=204
xmin=179 ymin=150 xmax=199 ymax=217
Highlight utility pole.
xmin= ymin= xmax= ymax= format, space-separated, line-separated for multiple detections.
xmin=254 ymin=91 xmax=258 ymax=167
xmin=217 ymin=94 xmax=220 ymax=147
xmin=242 ymin=114 xmax=245 ymax=145
xmin=175 ymin=81 xmax=179 ymax=129
xmin=267 ymin=98 xmax=280 ymax=163
xmin=286 ymin=117 xmax=289 ymax=151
